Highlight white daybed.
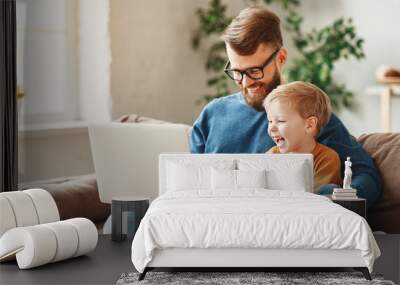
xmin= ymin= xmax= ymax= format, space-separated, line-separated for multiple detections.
xmin=131 ymin=154 xmax=380 ymax=280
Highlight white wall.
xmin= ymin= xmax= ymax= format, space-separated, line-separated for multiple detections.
xmin=17 ymin=0 xmax=111 ymax=183
xmin=109 ymin=0 xmax=246 ymax=124
xmin=79 ymin=0 xmax=112 ymax=122
xmin=17 ymin=0 xmax=112 ymax=125
xmin=292 ymin=0 xmax=400 ymax=136
xmin=16 ymin=0 xmax=79 ymax=125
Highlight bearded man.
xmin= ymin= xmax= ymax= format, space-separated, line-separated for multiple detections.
xmin=190 ymin=6 xmax=381 ymax=208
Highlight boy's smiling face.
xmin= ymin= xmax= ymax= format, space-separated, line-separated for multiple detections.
xmin=267 ymin=99 xmax=316 ymax=153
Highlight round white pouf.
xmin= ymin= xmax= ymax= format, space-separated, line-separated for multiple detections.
xmin=65 ymin=218 xmax=98 ymax=257
xmin=0 ymin=225 xmax=57 ymax=269
xmin=42 ymin=221 xmax=79 ymax=262
xmin=24 ymin=189 xmax=60 ymax=224
xmin=0 ymin=196 xmax=17 ymax=237
xmin=0 ymin=218 xmax=98 ymax=269
xmin=1 ymin=191 xmax=39 ymax=227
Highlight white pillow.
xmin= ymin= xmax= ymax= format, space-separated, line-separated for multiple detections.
xmin=238 ymin=158 xmax=309 ymax=191
xmin=167 ymin=163 xmax=209 ymax=191
xmin=211 ymin=168 xmax=236 ymax=189
xmin=211 ymin=169 xmax=267 ymax=190
xmin=267 ymin=162 xmax=308 ymax=191
xmin=167 ymin=159 xmax=235 ymax=191
xmin=237 ymin=169 xmax=267 ymax=189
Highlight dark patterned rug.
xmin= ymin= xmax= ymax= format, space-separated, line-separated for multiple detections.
xmin=116 ymin=271 xmax=396 ymax=285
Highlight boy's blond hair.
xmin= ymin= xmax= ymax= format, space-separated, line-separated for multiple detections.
xmin=263 ymin=81 xmax=332 ymax=135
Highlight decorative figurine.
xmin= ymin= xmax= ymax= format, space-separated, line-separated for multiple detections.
xmin=343 ymin=157 xmax=352 ymax=189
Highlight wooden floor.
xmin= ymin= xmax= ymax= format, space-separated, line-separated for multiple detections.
xmin=0 ymin=234 xmax=398 ymax=285
xmin=374 ymin=234 xmax=400 ymax=284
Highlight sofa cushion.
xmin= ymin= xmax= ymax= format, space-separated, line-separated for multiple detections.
xmin=21 ymin=175 xmax=110 ymax=223
xmin=358 ymin=133 xmax=400 ymax=233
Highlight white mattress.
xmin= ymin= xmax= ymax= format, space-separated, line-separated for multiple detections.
xmin=131 ymin=190 xmax=380 ymax=273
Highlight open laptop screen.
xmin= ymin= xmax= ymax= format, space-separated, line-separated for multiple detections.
xmin=89 ymin=123 xmax=190 ymax=203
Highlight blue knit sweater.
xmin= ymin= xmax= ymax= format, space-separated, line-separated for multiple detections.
xmin=190 ymin=92 xmax=382 ymax=208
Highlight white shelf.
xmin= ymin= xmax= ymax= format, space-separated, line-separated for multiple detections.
xmin=365 ymin=84 xmax=400 ymax=132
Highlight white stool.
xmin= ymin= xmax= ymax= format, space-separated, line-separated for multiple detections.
xmin=0 ymin=189 xmax=97 ymax=269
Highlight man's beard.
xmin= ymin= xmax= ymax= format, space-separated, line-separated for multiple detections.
xmin=242 ymin=70 xmax=281 ymax=112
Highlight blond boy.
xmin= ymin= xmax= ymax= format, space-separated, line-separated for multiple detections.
xmin=263 ymin=81 xmax=341 ymax=193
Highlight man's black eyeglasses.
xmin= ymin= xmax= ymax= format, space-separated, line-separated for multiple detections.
xmin=224 ymin=49 xmax=280 ymax=82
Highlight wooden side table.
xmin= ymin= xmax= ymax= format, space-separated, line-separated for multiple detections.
xmin=111 ymin=196 xmax=149 ymax=242
xmin=325 ymin=195 xmax=366 ymax=219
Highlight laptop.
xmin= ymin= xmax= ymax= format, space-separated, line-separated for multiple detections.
xmin=88 ymin=122 xmax=191 ymax=203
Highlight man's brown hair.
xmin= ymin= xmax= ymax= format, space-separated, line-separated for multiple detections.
xmin=222 ymin=6 xmax=283 ymax=55
xmin=263 ymin=81 xmax=332 ymax=135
